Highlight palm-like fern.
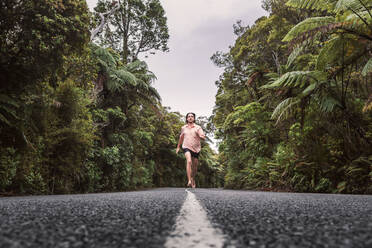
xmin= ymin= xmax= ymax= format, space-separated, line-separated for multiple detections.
xmin=286 ymin=0 xmax=338 ymax=11
xmin=362 ymin=58 xmax=372 ymax=76
xmin=271 ymin=97 xmax=301 ymax=123
xmin=92 ymin=45 xmax=161 ymax=102
xmin=283 ymin=16 xmax=337 ymax=42
xmin=0 ymin=94 xmax=19 ymax=126
xmin=335 ymin=0 xmax=372 ymax=13
xmin=262 ymin=70 xmax=342 ymax=122
xmin=285 ymin=0 xmax=372 ymax=44
xmin=262 ymin=71 xmax=327 ymax=89
xmin=279 ymin=0 xmax=372 ymax=116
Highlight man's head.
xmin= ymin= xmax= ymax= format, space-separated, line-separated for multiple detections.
xmin=185 ymin=112 xmax=196 ymax=123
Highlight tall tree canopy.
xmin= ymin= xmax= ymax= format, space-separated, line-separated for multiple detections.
xmin=93 ymin=0 xmax=169 ymax=63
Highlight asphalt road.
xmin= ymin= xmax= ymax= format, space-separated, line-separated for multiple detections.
xmin=0 ymin=188 xmax=371 ymax=247
xmin=194 ymin=189 xmax=372 ymax=248
xmin=0 ymin=189 xmax=185 ymax=248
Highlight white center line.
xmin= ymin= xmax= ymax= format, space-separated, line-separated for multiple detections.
xmin=164 ymin=189 xmax=227 ymax=248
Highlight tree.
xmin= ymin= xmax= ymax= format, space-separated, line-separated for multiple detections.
xmin=93 ymin=0 xmax=169 ymax=63
xmin=0 ymin=0 xmax=94 ymax=194
xmin=0 ymin=0 xmax=90 ymax=92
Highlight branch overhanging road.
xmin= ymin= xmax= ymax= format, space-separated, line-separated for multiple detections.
xmin=0 ymin=188 xmax=371 ymax=247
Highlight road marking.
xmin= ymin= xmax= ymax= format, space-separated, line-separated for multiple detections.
xmin=164 ymin=189 xmax=226 ymax=248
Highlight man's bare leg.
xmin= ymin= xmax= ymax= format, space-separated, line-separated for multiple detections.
xmin=185 ymin=152 xmax=192 ymax=187
xmin=191 ymin=157 xmax=198 ymax=188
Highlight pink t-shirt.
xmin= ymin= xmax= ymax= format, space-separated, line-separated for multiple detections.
xmin=180 ymin=124 xmax=205 ymax=153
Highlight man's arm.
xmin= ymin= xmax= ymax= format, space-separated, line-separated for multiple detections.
xmin=176 ymin=133 xmax=184 ymax=154
xmin=198 ymin=127 xmax=206 ymax=140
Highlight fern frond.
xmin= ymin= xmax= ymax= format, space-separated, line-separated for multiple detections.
xmin=94 ymin=47 xmax=116 ymax=69
xmin=301 ymin=82 xmax=318 ymax=96
xmin=318 ymin=95 xmax=341 ymax=112
xmin=0 ymin=94 xmax=20 ymax=126
xmin=262 ymin=71 xmax=327 ymax=89
xmin=335 ymin=0 xmax=367 ymax=13
xmin=135 ymin=79 xmax=149 ymax=92
xmin=363 ymin=94 xmax=372 ymax=112
xmin=287 ymin=45 xmax=304 ymax=68
xmin=271 ymin=97 xmax=300 ymax=123
xmin=317 ymin=35 xmax=366 ymax=70
xmin=346 ymin=10 xmax=372 ymax=24
xmin=148 ymin=86 xmax=161 ymax=101
xmin=316 ymin=37 xmax=343 ymax=70
xmin=107 ymin=69 xmax=137 ymax=92
xmin=362 ymin=58 xmax=372 ymax=76
xmin=0 ymin=113 xmax=11 ymax=126
xmin=283 ymin=16 xmax=336 ymax=42
xmin=286 ymin=0 xmax=336 ymax=12
xmin=126 ymin=60 xmax=148 ymax=72
xmin=134 ymin=72 xmax=157 ymax=84
xmin=0 ymin=94 xmax=20 ymax=107
xmin=264 ymin=72 xmax=280 ymax=82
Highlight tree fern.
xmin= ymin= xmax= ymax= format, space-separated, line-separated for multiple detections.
xmin=362 ymin=58 xmax=372 ymax=76
xmin=316 ymin=37 xmax=341 ymax=70
xmin=262 ymin=71 xmax=327 ymax=89
xmin=0 ymin=94 xmax=19 ymax=126
xmin=148 ymin=85 xmax=161 ymax=101
xmin=363 ymin=95 xmax=372 ymax=112
xmin=346 ymin=10 xmax=372 ymax=28
xmin=283 ymin=16 xmax=336 ymax=42
xmin=126 ymin=60 xmax=149 ymax=72
xmin=301 ymin=81 xmax=319 ymax=96
xmin=286 ymin=0 xmax=337 ymax=12
xmin=107 ymin=69 xmax=137 ymax=92
xmin=93 ymin=47 xmax=117 ymax=70
xmin=335 ymin=0 xmax=369 ymax=13
xmin=271 ymin=97 xmax=301 ymax=123
xmin=316 ymin=93 xmax=342 ymax=112
xmin=287 ymin=44 xmax=304 ymax=68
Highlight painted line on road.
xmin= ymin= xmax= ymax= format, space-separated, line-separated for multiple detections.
xmin=164 ymin=189 xmax=227 ymax=248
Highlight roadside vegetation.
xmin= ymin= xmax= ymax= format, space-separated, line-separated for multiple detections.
xmin=212 ymin=0 xmax=372 ymax=193
xmin=1 ymin=0 xmax=370 ymax=195
xmin=0 ymin=0 xmax=220 ymax=194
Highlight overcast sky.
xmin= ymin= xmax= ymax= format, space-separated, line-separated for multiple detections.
xmin=86 ymin=0 xmax=267 ymax=118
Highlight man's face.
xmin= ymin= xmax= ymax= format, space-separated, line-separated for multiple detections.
xmin=187 ymin=114 xmax=195 ymax=123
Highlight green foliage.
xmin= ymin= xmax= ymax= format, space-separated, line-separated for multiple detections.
xmin=219 ymin=102 xmax=279 ymax=189
xmin=286 ymin=0 xmax=335 ymax=11
xmin=0 ymin=94 xmax=19 ymax=126
xmin=0 ymin=148 xmax=19 ymax=190
xmin=283 ymin=16 xmax=336 ymax=42
xmin=0 ymin=0 xmax=219 ymax=195
xmin=362 ymin=58 xmax=372 ymax=76
xmin=40 ymin=80 xmax=96 ymax=193
xmin=94 ymin=0 xmax=169 ymax=63
xmin=212 ymin=0 xmax=372 ymax=194
xmin=0 ymin=0 xmax=90 ymax=91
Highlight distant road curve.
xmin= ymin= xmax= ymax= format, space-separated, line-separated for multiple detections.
xmin=0 ymin=188 xmax=371 ymax=247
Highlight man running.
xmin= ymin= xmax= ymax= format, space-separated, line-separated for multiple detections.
xmin=176 ymin=112 xmax=205 ymax=188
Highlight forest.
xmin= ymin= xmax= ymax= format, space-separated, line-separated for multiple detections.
xmin=0 ymin=0 xmax=371 ymax=195
xmin=212 ymin=0 xmax=372 ymax=193
xmin=0 ymin=0 xmax=220 ymax=194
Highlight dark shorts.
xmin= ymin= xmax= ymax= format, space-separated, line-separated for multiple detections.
xmin=182 ymin=148 xmax=199 ymax=159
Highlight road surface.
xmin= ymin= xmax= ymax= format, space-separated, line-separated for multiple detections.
xmin=0 ymin=188 xmax=371 ymax=247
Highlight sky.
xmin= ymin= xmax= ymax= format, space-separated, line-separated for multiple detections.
xmin=86 ymin=0 xmax=268 ymax=118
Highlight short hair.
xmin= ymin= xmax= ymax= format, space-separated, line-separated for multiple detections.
xmin=185 ymin=112 xmax=196 ymax=123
